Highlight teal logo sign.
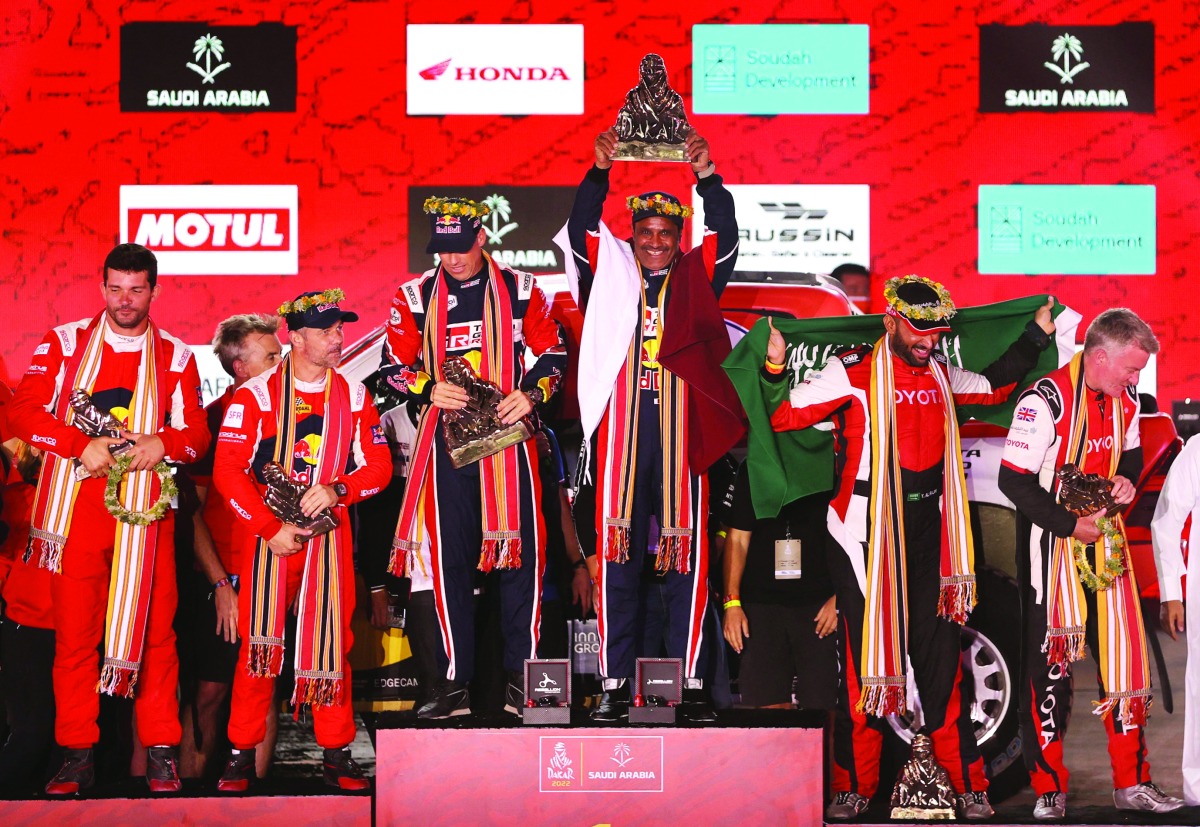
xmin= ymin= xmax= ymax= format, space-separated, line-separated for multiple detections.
xmin=692 ymin=25 xmax=869 ymax=115
xmin=978 ymin=185 xmax=1155 ymax=275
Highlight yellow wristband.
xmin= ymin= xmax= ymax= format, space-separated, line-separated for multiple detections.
xmin=715 ymin=529 xmax=727 ymax=539
xmin=764 ymin=358 xmax=785 ymax=375
xmin=723 ymin=599 xmax=742 ymax=610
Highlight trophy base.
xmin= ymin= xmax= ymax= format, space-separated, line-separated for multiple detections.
xmin=448 ymin=421 xmax=533 ymax=469
xmin=890 ymin=807 xmax=955 ymax=820
xmin=522 ymin=706 xmax=571 ymax=725
xmin=612 ymin=140 xmax=688 ymax=163
xmin=72 ymin=442 xmax=134 ymax=481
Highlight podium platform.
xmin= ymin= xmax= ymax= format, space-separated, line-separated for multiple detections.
xmin=375 ymin=710 xmax=825 ymax=826
xmin=0 ymin=780 xmax=371 ymax=826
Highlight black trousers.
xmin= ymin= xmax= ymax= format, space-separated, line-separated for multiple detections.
xmin=0 ymin=614 xmax=56 ymax=792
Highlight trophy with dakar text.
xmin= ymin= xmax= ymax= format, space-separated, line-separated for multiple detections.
xmin=610 ymin=54 xmax=692 ymax=162
xmin=440 ymin=356 xmax=536 ymax=469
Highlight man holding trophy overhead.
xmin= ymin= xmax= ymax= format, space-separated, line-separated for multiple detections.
xmin=8 ymin=242 xmax=209 ymax=795
xmin=559 ymin=53 xmax=745 ymax=723
xmin=212 ymin=290 xmax=391 ymax=792
xmin=382 ymin=197 xmax=568 ymax=719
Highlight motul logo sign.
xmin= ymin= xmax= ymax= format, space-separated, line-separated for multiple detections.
xmin=407 ymin=25 xmax=583 ymax=115
xmin=120 ymin=185 xmax=298 ymax=275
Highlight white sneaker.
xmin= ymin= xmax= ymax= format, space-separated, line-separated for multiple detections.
xmin=825 ymin=791 xmax=869 ymax=820
xmin=1113 ymin=781 xmax=1185 ymax=813
xmin=1032 ymin=792 xmax=1066 ymax=820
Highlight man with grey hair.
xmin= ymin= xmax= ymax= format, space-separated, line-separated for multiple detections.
xmin=999 ymin=308 xmax=1182 ymax=820
xmin=179 ymin=313 xmax=281 ymax=779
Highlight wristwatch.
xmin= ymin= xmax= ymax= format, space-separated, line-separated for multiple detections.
xmin=332 ymin=481 xmax=349 ymax=501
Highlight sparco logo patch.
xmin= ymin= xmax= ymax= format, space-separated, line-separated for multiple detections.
xmin=120 ymin=185 xmax=298 ymax=276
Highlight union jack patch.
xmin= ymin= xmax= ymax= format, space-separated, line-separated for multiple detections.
xmin=1016 ymin=406 xmax=1037 ymax=422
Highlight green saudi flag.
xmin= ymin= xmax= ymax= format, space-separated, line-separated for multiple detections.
xmin=722 ymin=295 xmax=1076 ymax=519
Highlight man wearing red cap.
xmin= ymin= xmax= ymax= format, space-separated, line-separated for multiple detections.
xmin=7 ymin=242 xmax=210 ymax=795
xmin=765 ymin=275 xmax=1055 ymax=820
xmin=559 ymin=129 xmax=745 ymax=722
xmin=382 ymin=197 xmax=568 ymax=719
xmin=213 ymin=289 xmax=391 ymax=791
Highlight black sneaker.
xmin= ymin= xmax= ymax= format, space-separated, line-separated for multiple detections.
xmin=678 ymin=687 xmax=717 ymax=723
xmin=504 ymin=671 xmax=525 ymax=715
xmin=590 ymin=683 xmax=630 ymax=722
xmin=146 ymin=745 xmax=182 ymax=793
xmin=45 ymin=748 xmax=95 ymax=796
xmin=323 ymin=747 xmax=370 ymax=791
xmin=416 ymin=679 xmax=471 ymax=719
xmin=217 ymin=748 xmax=255 ymax=792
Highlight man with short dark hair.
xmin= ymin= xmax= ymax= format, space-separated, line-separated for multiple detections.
xmin=213 ymin=290 xmax=391 ymax=791
xmin=178 ymin=313 xmax=281 ymax=779
xmin=562 ymin=129 xmax=744 ymax=722
xmin=765 ymin=275 xmax=1055 ymax=820
xmin=8 ymin=242 xmax=210 ymax=795
xmin=828 ymin=263 xmax=870 ymax=305
xmin=999 ymin=307 xmax=1184 ymax=820
xmin=383 ymin=197 xmax=568 ymax=719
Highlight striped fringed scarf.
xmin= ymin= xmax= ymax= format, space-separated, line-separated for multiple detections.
xmin=389 ymin=253 xmax=525 ymax=576
xmin=599 ymin=269 xmax=694 ymax=573
xmin=245 ymin=355 xmax=351 ymax=708
xmin=858 ymin=335 xmax=976 ymax=716
xmin=1042 ymin=353 xmax=1151 ymax=726
xmin=27 ymin=313 xmax=166 ymax=697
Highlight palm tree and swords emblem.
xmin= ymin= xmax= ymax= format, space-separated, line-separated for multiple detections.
xmin=481 ymin=194 xmax=519 ymax=246
xmin=1044 ymin=33 xmax=1090 ymax=84
xmin=188 ymin=34 xmax=232 ymax=84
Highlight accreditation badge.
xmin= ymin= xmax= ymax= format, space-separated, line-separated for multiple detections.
xmin=775 ymin=527 xmax=802 ymax=580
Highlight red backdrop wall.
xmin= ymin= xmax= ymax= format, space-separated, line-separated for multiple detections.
xmin=2 ymin=0 xmax=1197 ymax=403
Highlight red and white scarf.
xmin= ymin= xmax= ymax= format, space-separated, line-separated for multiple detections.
xmin=1042 ymin=353 xmax=1151 ymax=725
xmin=390 ymin=253 xmax=526 ymax=575
xmin=858 ymin=335 xmax=975 ymax=716
xmin=245 ymin=355 xmax=352 ymax=708
xmin=27 ymin=313 xmax=166 ymax=697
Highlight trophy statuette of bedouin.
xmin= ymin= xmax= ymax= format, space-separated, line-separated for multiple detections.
xmin=69 ymin=389 xmax=134 ymax=480
xmin=440 ymin=356 xmax=535 ymax=469
xmin=1055 ymin=463 xmax=1127 ymax=517
xmin=261 ymin=461 xmax=339 ymax=536
xmin=889 ymin=733 xmax=957 ymax=819
xmin=611 ymin=53 xmax=692 ymax=162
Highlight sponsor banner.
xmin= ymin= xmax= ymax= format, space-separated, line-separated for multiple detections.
xmin=120 ymin=23 xmax=297 ymax=112
xmin=978 ymin=185 xmax=1155 ymax=275
xmin=120 ymin=185 xmax=299 ymax=276
xmin=692 ymin=184 xmax=869 ymax=273
xmin=692 ymin=24 xmax=869 ymax=115
xmin=407 ymin=186 xmax=576 ymax=274
xmin=406 ymin=25 xmax=583 ymax=115
xmin=539 ymin=736 xmax=664 ymax=792
xmin=979 ymin=23 xmax=1154 ymax=113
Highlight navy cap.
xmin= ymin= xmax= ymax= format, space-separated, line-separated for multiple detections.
xmin=280 ymin=289 xmax=359 ymax=330
xmin=423 ymin=196 xmax=489 ymax=255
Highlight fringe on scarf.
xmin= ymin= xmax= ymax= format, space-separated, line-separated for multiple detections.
xmin=27 ymin=530 xmax=65 ymax=573
xmin=479 ymin=532 xmax=522 ymax=573
xmin=856 ymin=677 xmax=906 ymax=717
xmin=936 ymin=576 xmax=977 ymax=625
xmin=292 ymin=673 xmax=343 ymax=708
xmin=97 ymin=660 xmax=139 ymax=698
xmin=1042 ymin=625 xmax=1087 ymax=666
xmin=247 ymin=639 xmax=285 ymax=678
xmin=1092 ymin=691 xmax=1150 ymax=727
xmin=654 ymin=530 xmax=692 ymax=574
xmin=604 ymin=520 xmax=631 ymax=563
xmin=389 ymin=538 xmax=420 ymax=578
